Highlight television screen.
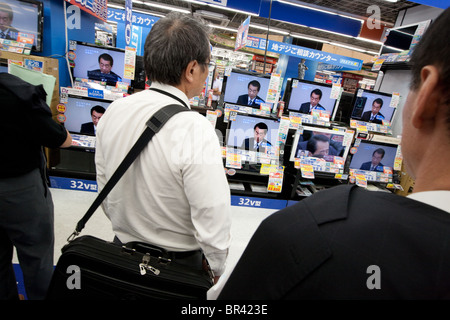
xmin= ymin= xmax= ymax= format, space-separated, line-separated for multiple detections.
xmin=63 ymin=94 xmax=112 ymax=136
xmin=349 ymin=140 xmax=399 ymax=174
xmin=0 ymin=0 xmax=43 ymax=52
xmin=284 ymin=78 xmax=337 ymax=119
xmin=71 ymin=41 xmax=130 ymax=87
xmin=289 ymin=126 xmax=353 ymax=162
xmin=379 ymin=20 xmax=431 ymax=55
xmin=226 ymin=112 xmax=280 ymax=155
xmin=350 ymin=89 xmax=396 ymax=124
xmin=222 ymin=69 xmax=271 ymax=108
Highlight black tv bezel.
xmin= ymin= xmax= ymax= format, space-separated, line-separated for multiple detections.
xmin=4 ymin=0 xmax=44 ymax=52
xmin=289 ymin=124 xmax=353 ymax=163
xmin=222 ymin=68 xmax=272 ymax=108
xmin=225 ymin=111 xmax=282 ymax=155
xmin=349 ymin=88 xmax=396 ymax=124
xmin=64 ymin=93 xmax=114 ymax=136
xmin=70 ymin=40 xmax=141 ymax=88
xmin=347 ymin=136 xmax=401 ymax=183
xmin=283 ymin=77 xmax=338 ymax=120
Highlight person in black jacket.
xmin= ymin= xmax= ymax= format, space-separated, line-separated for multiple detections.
xmin=236 ymin=80 xmax=265 ymax=107
xmin=80 ymin=105 xmax=105 ymax=135
xmin=216 ymin=7 xmax=450 ymax=300
xmin=360 ymin=98 xmax=385 ymax=124
xmin=0 ymin=73 xmax=72 ymax=300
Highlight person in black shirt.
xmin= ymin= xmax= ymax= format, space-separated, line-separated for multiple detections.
xmin=0 ymin=73 xmax=72 ymax=300
xmin=87 ymin=53 xmax=122 ymax=85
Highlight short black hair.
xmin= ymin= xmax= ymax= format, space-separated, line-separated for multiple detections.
xmin=254 ymin=122 xmax=268 ymax=132
xmin=144 ymin=12 xmax=211 ymax=86
xmin=98 ymin=53 xmax=114 ymax=66
xmin=372 ymin=148 xmax=385 ymax=159
xmin=91 ymin=105 xmax=106 ymax=114
xmin=311 ymin=89 xmax=322 ymax=99
xmin=248 ymin=80 xmax=261 ymax=91
xmin=373 ymin=98 xmax=383 ymax=108
xmin=306 ymin=134 xmax=329 ymax=154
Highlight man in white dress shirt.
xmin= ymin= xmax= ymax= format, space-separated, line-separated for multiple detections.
xmin=95 ymin=12 xmax=231 ymax=284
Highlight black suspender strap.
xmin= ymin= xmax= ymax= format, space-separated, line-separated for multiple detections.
xmin=149 ymin=87 xmax=190 ymax=109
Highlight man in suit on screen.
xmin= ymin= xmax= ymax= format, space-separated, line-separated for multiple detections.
xmin=240 ymin=122 xmax=272 ymax=152
xmin=298 ymin=88 xmax=326 ymax=114
xmin=236 ymin=80 xmax=265 ymax=107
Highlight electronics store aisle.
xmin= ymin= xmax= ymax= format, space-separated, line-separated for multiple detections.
xmin=12 ymin=187 xmax=277 ymax=298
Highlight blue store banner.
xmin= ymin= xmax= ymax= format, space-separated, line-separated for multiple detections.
xmin=246 ymin=35 xmax=363 ymax=71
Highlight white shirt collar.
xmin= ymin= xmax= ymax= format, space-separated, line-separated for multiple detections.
xmin=408 ymin=190 xmax=450 ymax=214
xmin=150 ymin=82 xmax=191 ymax=109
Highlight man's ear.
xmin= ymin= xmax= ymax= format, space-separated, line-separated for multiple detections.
xmin=183 ymin=60 xmax=197 ymax=84
xmin=411 ymin=65 xmax=441 ymax=129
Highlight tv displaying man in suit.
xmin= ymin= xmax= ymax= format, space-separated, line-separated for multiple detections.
xmin=87 ymin=53 xmax=122 ymax=84
xmin=359 ymin=148 xmax=385 ymax=172
xmin=0 ymin=2 xmax=19 ymax=40
xmin=80 ymin=105 xmax=105 ymax=135
xmin=299 ymin=89 xmax=326 ymax=114
xmin=240 ymin=122 xmax=272 ymax=152
xmin=236 ymin=80 xmax=265 ymax=107
xmin=360 ymin=98 xmax=385 ymax=124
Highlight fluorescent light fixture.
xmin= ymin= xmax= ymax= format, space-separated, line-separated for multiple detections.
xmin=133 ymin=8 xmax=166 ymax=17
xmin=309 ymin=26 xmax=354 ymax=38
xmin=208 ymin=24 xmax=238 ymax=33
xmin=182 ymin=0 xmax=259 ymax=16
xmin=249 ymin=24 xmax=289 ymax=35
xmin=133 ymin=0 xmax=191 ymax=14
xmin=383 ymin=45 xmax=404 ymax=52
xmin=107 ymin=3 xmax=125 ymax=9
xmin=330 ymin=42 xmax=378 ymax=55
xmin=355 ymin=37 xmax=383 ymax=45
xmin=277 ymin=0 xmax=364 ymax=23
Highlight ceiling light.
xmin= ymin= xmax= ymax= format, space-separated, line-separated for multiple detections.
xmin=309 ymin=26 xmax=355 ymax=38
xmin=107 ymin=3 xmax=125 ymax=9
xmin=181 ymin=0 xmax=259 ymax=16
xmin=249 ymin=24 xmax=289 ymax=35
xmin=133 ymin=1 xmax=191 ymax=14
xmin=277 ymin=0 xmax=364 ymax=23
xmin=330 ymin=42 xmax=369 ymax=53
xmin=208 ymin=24 xmax=238 ymax=33
xmin=290 ymin=33 xmax=330 ymax=43
xmin=355 ymin=37 xmax=383 ymax=45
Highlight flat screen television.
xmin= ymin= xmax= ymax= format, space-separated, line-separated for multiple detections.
xmin=0 ymin=0 xmax=44 ymax=52
xmin=283 ymin=78 xmax=338 ymax=120
xmin=289 ymin=125 xmax=354 ymax=175
xmin=350 ymin=89 xmax=396 ymax=125
xmin=348 ymin=136 xmax=401 ymax=183
xmin=222 ymin=69 xmax=271 ymax=108
xmin=379 ymin=20 xmax=431 ymax=55
xmin=226 ymin=112 xmax=281 ymax=160
xmin=70 ymin=41 xmax=130 ymax=87
xmin=62 ymin=94 xmax=113 ymax=136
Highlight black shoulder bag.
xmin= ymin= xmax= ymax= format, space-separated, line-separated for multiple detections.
xmin=46 ymin=103 xmax=215 ymax=300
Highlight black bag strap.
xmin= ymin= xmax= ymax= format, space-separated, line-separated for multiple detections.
xmin=68 ymin=104 xmax=190 ymax=241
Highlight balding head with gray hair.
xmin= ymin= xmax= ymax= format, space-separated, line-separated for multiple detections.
xmin=143 ymin=12 xmax=212 ymax=86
